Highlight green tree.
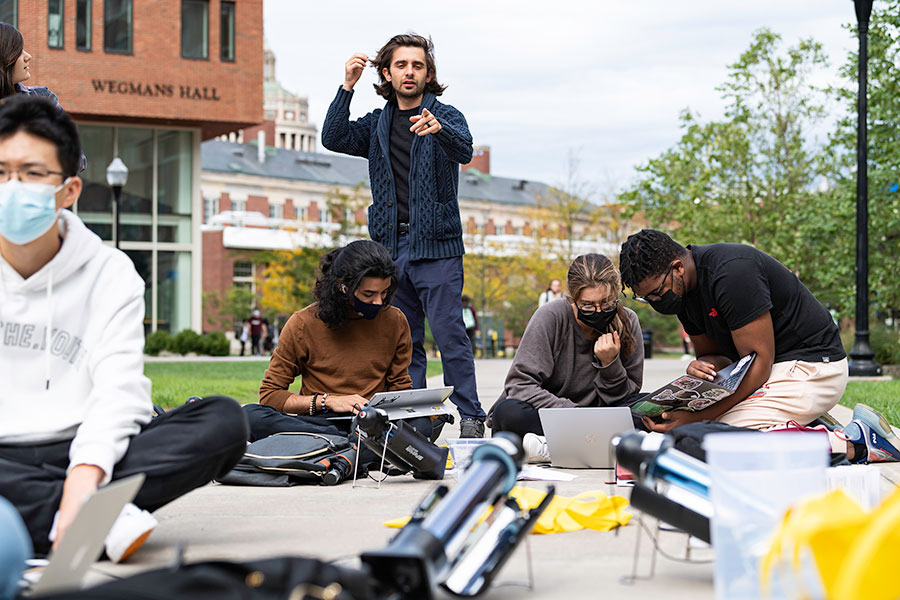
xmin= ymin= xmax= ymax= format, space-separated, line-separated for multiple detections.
xmin=257 ymin=247 xmax=329 ymax=316
xmin=202 ymin=284 xmax=257 ymax=331
xmin=828 ymin=0 xmax=900 ymax=320
xmin=325 ymin=182 xmax=370 ymax=241
xmin=621 ymin=28 xmax=843 ymax=299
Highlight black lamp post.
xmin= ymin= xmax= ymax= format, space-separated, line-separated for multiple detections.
xmin=106 ymin=157 xmax=128 ymax=250
xmin=848 ymin=0 xmax=882 ymax=376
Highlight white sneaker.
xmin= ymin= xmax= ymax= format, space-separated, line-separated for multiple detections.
xmin=522 ymin=433 xmax=551 ymax=463
xmin=104 ymin=503 xmax=157 ymax=563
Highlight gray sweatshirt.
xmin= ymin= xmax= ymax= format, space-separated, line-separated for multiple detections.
xmin=494 ymin=299 xmax=644 ymax=415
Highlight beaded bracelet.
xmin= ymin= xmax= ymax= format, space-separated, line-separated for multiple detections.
xmin=321 ymin=393 xmax=329 ymax=413
xmin=310 ymin=393 xmax=319 ymax=416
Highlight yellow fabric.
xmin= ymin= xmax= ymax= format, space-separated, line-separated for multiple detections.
xmin=383 ymin=486 xmax=631 ymax=535
xmin=761 ymin=486 xmax=900 ymax=600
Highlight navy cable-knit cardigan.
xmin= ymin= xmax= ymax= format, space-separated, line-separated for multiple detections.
xmin=321 ymin=86 xmax=473 ymax=261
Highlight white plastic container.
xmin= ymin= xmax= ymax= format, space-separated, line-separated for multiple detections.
xmin=445 ymin=438 xmax=488 ymax=480
xmin=827 ymin=464 xmax=882 ymax=510
xmin=704 ymin=432 xmax=829 ymax=600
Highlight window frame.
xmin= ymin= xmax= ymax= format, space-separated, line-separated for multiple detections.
xmin=48 ymin=0 xmax=64 ymax=49
xmin=219 ymin=0 xmax=235 ymax=62
xmin=103 ymin=0 xmax=133 ymax=55
xmin=76 ymin=0 xmax=91 ymax=51
xmin=181 ymin=0 xmax=209 ymax=60
xmin=0 ymin=1 xmax=17 ymax=27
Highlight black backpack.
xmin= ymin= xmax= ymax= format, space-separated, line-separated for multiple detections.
xmin=217 ymin=431 xmax=356 ymax=486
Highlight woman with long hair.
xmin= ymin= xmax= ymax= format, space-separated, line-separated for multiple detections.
xmin=489 ymin=254 xmax=645 ymax=461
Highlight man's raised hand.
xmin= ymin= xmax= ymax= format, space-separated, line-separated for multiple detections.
xmin=409 ymin=108 xmax=442 ymax=136
xmin=343 ymin=53 xmax=369 ymax=91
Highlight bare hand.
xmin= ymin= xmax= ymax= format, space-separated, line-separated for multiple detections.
xmin=409 ymin=108 xmax=442 ymax=136
xmin=344 ymin=53 xmax=369 ymax=91
xmin=53 ymin=464 xmax=105 ymax=550
xmin=687 ymin=359 xmax=717 ymax=381
xmin=326 ymin=394 xmax=368 ymax=415
xmin=593 ymin=330 xmax=620 ymax=366
xmin=641 ymin=409 xmax=700 ymax=433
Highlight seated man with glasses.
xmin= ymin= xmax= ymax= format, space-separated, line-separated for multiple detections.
xmin=0 ymin=96 xmax=249 ymax=562
xmin=489 ymin=254 xmax=644 ymax=462
xmin=617 ymin=230 xmax=898 ymax=464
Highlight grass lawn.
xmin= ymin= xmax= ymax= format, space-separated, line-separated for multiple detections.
xmin=145 ymin=359 xmax=445 ymax=409
xmin=839 ymin=380 xmax=900 ymax=425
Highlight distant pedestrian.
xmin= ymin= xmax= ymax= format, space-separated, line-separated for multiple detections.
xmin=239 ymin=319 xmax=250 ymax=356
xmin=248 ymin=310 xmax=268 ymax=356
xmin=462 ymin=295 xmax=478 ymax=353
xmin=538 ymin=278 xmax=563 ymax=307
xmin=322 ymin=33 xmax=486 ymax=437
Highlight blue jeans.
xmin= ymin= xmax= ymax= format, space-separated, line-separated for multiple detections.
xmin=0 ymin=496 xmax=30 ymax=600
xmin=392 ymin=234 xmax=485 ymax=421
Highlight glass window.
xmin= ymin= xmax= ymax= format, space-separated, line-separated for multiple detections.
xmin=203 ymin=196 xmax=218 ymax=223
xmin=118 ymin=127 xmax=154 ymax=242
xmin=75 ymin=124 xmax=114 ymax=240
xmin=104 ymin=0 xmax=132 ymax=53
xmin=124 ymin=250 xmax=152 ymax=335
xmin=48 ymin=0 xmax=64 ymax=48
xmin=231 ymin=198 xmax=246 ymax=212
xmin=158 ymin=251 xmax=192 ymax=334
xmin=0 ymin=1 xmax=17 ymax=27
xmin=220 ymin=1 xmax=234 ymax=61
xmin=233 ymin=261 xmax=252 ymax=278
xmin=269 ymin=204 xmax=282 ymax=219
xmin=181 ymin=0 xmax=208 ymax=59
xmin=157 ymin=130 xmax=193 ymax=244
xmin=76 ymin=0 xmax=91 ymax=50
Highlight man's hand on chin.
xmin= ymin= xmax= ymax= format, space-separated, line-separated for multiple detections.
xmin=54 ymin=464 xmax=105 ymax=549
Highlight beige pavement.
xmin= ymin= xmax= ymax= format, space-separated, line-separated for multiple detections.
xmin=96 ymin=358 xmax=897 ymax=599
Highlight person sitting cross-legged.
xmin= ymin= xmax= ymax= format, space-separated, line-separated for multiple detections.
xmin=0 ymin=96 xmax=249 ymax=562
xmin=244 ymin=240 xmax=435 ymax=455
xmin=489 ymin=253 xmax=645 ymax=463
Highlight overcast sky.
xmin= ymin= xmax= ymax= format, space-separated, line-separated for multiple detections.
xmin=263 ymin=1 xmax=858 ymax=197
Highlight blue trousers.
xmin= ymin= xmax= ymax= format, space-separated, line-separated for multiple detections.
xmin=0 ymin=496 xmax=29 ymax=600
xmin=392 ymin=235 xmax=485 ymax=421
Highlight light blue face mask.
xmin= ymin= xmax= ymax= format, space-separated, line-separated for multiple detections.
xmin=0 ymin=178 xmax=68 ymax=245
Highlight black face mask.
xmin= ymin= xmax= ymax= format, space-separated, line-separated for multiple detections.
xmin=577 ymin=306 xmax=617 ymax=332
xmin=352 ymin=295 xmax=383 ymax=320
xmin=649 ymin=289 xmax=683 ymax=315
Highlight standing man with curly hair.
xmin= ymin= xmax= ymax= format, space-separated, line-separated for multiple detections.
xmin=322 ymin=33 xmax=486 ymax=437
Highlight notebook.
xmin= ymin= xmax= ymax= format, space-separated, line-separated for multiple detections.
xmin=367 ymin=386 xmax=454 ymax=420
xmin=630 ymin=353 xmax=757 ymax=418
xmin=537 ymin=407 xmax=635 ymax=469
xmin=24 ymin=474 xmax=146 ymax=597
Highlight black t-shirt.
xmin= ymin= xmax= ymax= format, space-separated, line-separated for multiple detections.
xmin=678 ymin=244 xmax=845 ymax=364
xmin=389 ymin=106 xmax=418 ymax=225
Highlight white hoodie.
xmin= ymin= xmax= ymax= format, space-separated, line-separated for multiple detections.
xmin=0 ymin=210 xmax=152 ymax=483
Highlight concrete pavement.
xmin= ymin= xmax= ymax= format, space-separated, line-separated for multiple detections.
xmin=95 ymin=358 xmax=897 ymax=599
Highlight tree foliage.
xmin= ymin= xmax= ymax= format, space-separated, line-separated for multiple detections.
xmin=257 ymin=247 xmax=329 ymax=317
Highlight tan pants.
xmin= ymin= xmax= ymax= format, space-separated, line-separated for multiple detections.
xmin=717 ymin=357 xmax=849 ymax=452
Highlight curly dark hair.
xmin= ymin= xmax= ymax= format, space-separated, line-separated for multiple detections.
xmin=371 ymin=33 xmax=447 ymax=101
xmin=619 ymin=229 xmax=688 ymax=291
xmin=313 ymin=240 xmax=397 ymax=329
xmin=566 ymin=253 xmax=636 ymax=360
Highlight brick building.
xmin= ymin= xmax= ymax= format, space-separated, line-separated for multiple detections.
xmin=9 ymin=0 xmax=263 ymax=333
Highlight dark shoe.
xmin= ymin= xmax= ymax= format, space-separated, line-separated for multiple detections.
xmin=430 ymin=414 xmax=455 ymax=441
xmin=459 ymin=418 xmax=485 ymax=439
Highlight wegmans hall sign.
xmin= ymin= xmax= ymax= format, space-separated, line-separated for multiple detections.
xmin=91 ymin=80 xmax=221 ymax=101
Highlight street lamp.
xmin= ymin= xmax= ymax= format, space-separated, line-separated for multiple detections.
xmin=848 ymin=0 xmax=882 ymax=376
xmin=106 ymin=157 xmax=128 ymax=250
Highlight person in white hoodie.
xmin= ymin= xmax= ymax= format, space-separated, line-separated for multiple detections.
xmin=0 ymin=95 xmax=249 ymax=562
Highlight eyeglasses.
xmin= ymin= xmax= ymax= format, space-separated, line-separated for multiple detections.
xmin=0 ymin=166 xmax=67 ymax=183
xmin=633 ymin=264 xmax=673 ymax=303
xmin=575 ymin=299 xmax=619 ymax=314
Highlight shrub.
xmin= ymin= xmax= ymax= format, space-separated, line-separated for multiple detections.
xmin=871 ymin=324 xmax=900 ymax=365
xmin=144 ymin=330 xmax=173 ymax=356
xmin=172 ymin=329 xmax=204 ymax=355
xmin=201 ymin=331 xmax=230 ymax=356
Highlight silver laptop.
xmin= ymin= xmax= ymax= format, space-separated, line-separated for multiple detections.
xmin=538 ymin=407 xmax=635 ymax=469
xmin=367 ymin=386 xmax=454 ymax=420
xmin=25 ymin=474 xmax=145 ymax=597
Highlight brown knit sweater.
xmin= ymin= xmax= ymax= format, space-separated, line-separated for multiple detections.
xmin=258 ymin=303 xmax=412 ymax=411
